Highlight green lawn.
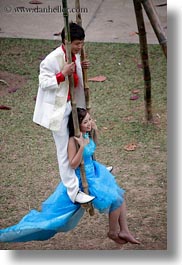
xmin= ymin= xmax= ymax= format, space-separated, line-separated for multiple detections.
xmin=0 ymin=38 xmax=167 ymax=250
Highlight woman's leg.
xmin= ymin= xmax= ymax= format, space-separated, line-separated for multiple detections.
xmin=118 ymin=201 xmax=140 ymax=244
xmin=108 ymin=207 xmax=127 ymax=244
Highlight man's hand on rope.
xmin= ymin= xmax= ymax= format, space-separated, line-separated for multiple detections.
xmin=81 ymin=59 xmax=90 ymax=69
xmin=62 ymin=62 xmax=75 ymax=76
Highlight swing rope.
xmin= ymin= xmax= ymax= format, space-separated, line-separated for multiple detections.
xmin=62 ymin=0 xmax=94 ymax=216
xmin=75 ymin=0 xmax=97 ymax=160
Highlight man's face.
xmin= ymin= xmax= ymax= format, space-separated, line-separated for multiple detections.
xmin=71 ymin=40 xmax=84 ymax=54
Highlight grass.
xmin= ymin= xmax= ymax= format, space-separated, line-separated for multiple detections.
xmin=0 ymin=38 xmax=167 ymax=250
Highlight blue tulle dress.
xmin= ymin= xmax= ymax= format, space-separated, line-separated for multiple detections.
xmin=0 ymin=137 xmax=125 ymax=242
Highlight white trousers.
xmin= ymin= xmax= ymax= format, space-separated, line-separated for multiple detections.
xmin=52 ymin=101 xmax=79 ymax=202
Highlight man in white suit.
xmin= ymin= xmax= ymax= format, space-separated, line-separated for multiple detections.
xmin=33 ymin=22 xmax=94 ymax=204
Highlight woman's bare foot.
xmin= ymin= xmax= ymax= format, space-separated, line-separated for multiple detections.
xmin=118 ymin=231 xmax=140 ymax=244
xmin=107 ymin=232 xmax=127 ymax=245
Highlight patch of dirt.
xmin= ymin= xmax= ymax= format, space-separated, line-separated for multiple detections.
xmin=0 ymin=71 xmax=28 ymax=97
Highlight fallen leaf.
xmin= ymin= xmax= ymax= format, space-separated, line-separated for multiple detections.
xmin=88 ymin=76 xmax=107 ymax=82
xmin=8 ymin=87 xmax=18 ymax=93
xmin=132 ymin=89 xmax=140 ymax=94
xmin=53 ymin=32 xmax=61 ymax=36
xmin=29 ymin=0 xmax=42 ymax=4
xmin=137 ymin=63 xmax=143 ymax=69
xmin=0 ymin=105 xmax=11 ymax=110
xmin=130 ymin=95 xmax=139 ymax=100
xmin=124 ymin=143 xmax=137 ymax=151
xmin=129 ymin=31 xmax=139 ymax=36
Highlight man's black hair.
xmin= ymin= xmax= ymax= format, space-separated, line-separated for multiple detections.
xmin=61 ymin=22 xmax=85 ymax=43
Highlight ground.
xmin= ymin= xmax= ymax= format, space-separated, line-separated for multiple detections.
xmin=0 ymin=38 xmax=167 ymax=250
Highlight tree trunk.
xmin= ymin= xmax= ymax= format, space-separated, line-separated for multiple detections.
xmin=140 ymin=0 xmax=167 ymax=58
xmin=133 ymin=0 xmax=153 ymax=121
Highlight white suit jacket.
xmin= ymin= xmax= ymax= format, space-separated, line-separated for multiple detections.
xmin=33 ymin=46 xmax=85 ymax=131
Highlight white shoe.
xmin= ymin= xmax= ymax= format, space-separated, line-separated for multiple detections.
xmin=75 ymin=191 xmax=95 ymax=204
xmin=107 ymin=166 xmax=113 ymax=172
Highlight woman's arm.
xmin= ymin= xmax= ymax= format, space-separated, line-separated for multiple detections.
xmin=68 ymin=134 xmax=89 ymax=169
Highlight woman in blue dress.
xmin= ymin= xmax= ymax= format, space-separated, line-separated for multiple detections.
xmin=67 ymin=108 xmax=140 ymax=245
xmin=0 ymin=108 xmax=140 ymax=245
